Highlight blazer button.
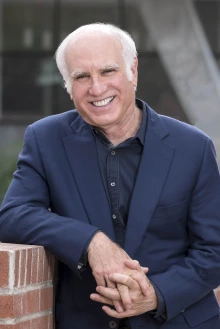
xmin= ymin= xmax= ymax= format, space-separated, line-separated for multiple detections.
xmin=109 ymin=320 xmax=117 ymax=328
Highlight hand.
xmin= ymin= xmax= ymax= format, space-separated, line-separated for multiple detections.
xmin=90 ymin=266 xmax=158 ymax=318
xmin=88 ymin=233 xmax=148 ymax=311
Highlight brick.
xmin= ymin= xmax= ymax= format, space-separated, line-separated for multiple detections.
xmin=19 ymin=249 xmax=27 ymax=287
xmin=22 ymin=290 xmax=40 ymax=316
xmin=32 ymin=315 xmax=51 ymax=329
xmin=44 ymin=251 xmax=50 ymax=282
xmin=0 ymin=294 xmax=23 ymax=319
xmin=0 ymin=250 xmax=10 ymax=288
xmin=37 ymin=248 xmax=45 ymax=283
xmin=14 ymin=250 xmax=20 ymax=288
xmin=31 ymin=248 xmax=39 ymax=284
xmin=215 ymin=287 xmax=220 ymax=304
xmin=40 ymin=287 xmax=53 ymax=311
xmin=26 ymin=248 xmax=32 ymax=286
xmin=0 ymin=295 xmax=15 ymax=318
xmin=0 ymin=244 xmax=54 ymax=327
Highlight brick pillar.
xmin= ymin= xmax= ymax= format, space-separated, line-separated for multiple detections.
xmin=214 ymin=287 xmax=220 ymax=305
xmin=0 ymin=243 xmax=54 ymax=329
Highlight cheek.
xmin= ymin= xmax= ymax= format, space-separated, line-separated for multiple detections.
xmin=71 ymin=87 xmax=86 ymax=103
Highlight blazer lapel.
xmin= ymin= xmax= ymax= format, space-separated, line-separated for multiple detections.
xmin=62 ymin=116 xmax=115 ymax=241
xmin=124 ymin=107 xmax=174 ymax=257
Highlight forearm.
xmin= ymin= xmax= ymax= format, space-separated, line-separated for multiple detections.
xmin=0 ymin=203 xmax=99 ymax=274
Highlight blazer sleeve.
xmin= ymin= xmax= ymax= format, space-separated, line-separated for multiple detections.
xmin=149 ymin=137 xmax=220 ymax=320
xmin=0 ymin=125 xmax=99 ymax=275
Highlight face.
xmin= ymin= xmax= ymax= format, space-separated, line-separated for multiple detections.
xmin=65 ymin=32 xmax=138 ymax=131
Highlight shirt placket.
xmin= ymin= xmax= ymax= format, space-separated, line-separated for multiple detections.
xmin=107 ymin=148 xmax=125 ymax=247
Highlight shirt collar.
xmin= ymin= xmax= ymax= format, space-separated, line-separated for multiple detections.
xmin=91 ymin=98 xmax=147 ymax=145
xmin=135 ymin=98 xmax=147 ymax=146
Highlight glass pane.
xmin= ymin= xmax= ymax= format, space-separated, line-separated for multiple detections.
xmin=194 ymin=0 xmax=220 ymax=53
xmin=1 ymin=0 xmax=54 ymax=52
xmin=137 ymin=55 xmax=189 ymax=123
xmin=123 ymin=0 xmax=155 ymax=52
xmin=59 ymin=0 xmax=119 ymax=42
xmin=2 ymin=55 xmax=62 ymax=118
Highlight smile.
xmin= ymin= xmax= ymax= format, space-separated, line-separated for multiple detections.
xmin=91 ymin=96 xmax=114 ymax=107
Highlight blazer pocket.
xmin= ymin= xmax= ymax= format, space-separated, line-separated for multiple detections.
xmin=183 ymin=291 xmax=220 ymax=327
xmin=152 ymin=198 xmax=188 ymax=219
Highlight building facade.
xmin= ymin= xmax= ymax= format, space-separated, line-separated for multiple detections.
xmin=0 ymin=0 xmax=220 ymax=153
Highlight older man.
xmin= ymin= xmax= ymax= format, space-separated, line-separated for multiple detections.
xmin=0 ymin=23 xmax=220 ymax=329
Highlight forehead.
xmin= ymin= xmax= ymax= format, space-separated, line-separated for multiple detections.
xmin=65 ymin=32 xmax=124 ymax=71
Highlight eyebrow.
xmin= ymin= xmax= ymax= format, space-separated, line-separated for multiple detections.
xmin=70 ymin=70 xmax=87 ymax=79
xmin=70 ymin=63 xmax=120 ymax=79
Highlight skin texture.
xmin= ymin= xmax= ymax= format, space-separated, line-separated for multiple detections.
xmin=65 ymin=31 xmax=141 ymax=145
xmin=87 ymin=233 xmax=151 ymax=312
xmin=65 ymin=32 xmax=158 ymax=316
xmin=90 ymin=260 xmax=158 ymax=318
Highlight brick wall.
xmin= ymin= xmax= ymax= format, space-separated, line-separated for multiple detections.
xmin=214 ymin=287 xmax=220 ymax=305
xmin=0 ymin=243 xmax=219 ymax=329
xmin=0 ymin=244 xmax=54 ymax=329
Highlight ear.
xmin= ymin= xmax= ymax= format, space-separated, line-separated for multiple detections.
xmin=70 ymin=94 xmax=73 ymax=100
xmin=131 ymin=57 xmax=138 ymax=87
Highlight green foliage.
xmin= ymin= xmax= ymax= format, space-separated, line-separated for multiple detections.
xmin=0 ymin=143 xmax=22 ymax=204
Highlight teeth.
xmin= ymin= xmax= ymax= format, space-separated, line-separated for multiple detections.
xmin=92 ymin=96 xmax=114 ymax=107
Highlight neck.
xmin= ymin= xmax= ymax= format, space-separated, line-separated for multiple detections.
xmin=100 ymin=106 xmax=142 ymax=146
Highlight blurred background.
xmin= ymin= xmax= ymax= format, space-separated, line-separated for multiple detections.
xmin=1 ymin=0 xmax=220 ymax=202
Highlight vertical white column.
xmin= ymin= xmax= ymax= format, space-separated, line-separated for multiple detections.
xmin=136 ymin=0 xmax=220 ymax=161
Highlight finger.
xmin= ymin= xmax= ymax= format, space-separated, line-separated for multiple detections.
xmin=96 ymin=286 xmax=121 ymax=300
xmin=109 ymin=274 xmax=136 ymax=309
xmin=141 ymin=267 xmax=149 ymax=274
xmin=124 ymin=260 xmax=149 ymax=296
xmin=113 ymin=300 xmax=124 ymax=313
xmin=117 ymin=283 xmax=132 ymax=310
xmin=129 ymin=271 xmax=150 ymax=296
xmin=104 ymin=275 xmax=125 ymax=313
xmin=90 ymin=293 xmax=113 ymax=306
xmin=124 ymin=259 xmax=148 ymax=274
xmin=102 ymin=305 xmax=131 ymax=319
xmin=109 ymin=273 xmax=138 ymax=290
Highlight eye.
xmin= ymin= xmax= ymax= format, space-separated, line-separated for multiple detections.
xmin=75 ymin=74 xmax=89 ymax=80
xmin=102 ymin=68 xmax=115 ymax=75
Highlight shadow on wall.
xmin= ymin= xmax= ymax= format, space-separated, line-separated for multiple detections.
xmin=0 ymin=142 xmax=23 ymax=204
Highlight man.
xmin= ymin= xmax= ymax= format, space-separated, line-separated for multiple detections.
xmin=0 ymin=23 xmax=220 ymax=329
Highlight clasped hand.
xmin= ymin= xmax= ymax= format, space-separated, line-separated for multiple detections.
xmin=88 ymin=232 xmax=158 ymax=317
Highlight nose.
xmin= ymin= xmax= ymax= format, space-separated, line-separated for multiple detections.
xmin=88 ymin=76 xmax=107 ymax=96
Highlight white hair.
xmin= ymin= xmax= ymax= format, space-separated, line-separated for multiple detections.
xmin=55 ymin=23 xmax=138 ymax=94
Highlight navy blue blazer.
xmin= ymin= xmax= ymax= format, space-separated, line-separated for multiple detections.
xmin=0 ymin=101 xmax=220 ymax=329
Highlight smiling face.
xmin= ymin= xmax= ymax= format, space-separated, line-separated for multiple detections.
xmin=65 ymin=32 xmax=138 ymax=132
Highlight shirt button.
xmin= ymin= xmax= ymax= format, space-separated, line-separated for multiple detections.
xmin=111 ymin=150 xmax=116 ymax=155
xmin=109 ymin=321 xmax=116 ymax=328
xmin=111 ymin=182 xmax=116 ymax=187
xmin=112 ymin=214 xmax=117 ymax=219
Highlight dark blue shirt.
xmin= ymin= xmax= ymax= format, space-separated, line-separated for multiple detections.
xmin=93 ymin=98 xmax=146 ymax=247
xmin=92 ymin=98 xmax=166 ymax=321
